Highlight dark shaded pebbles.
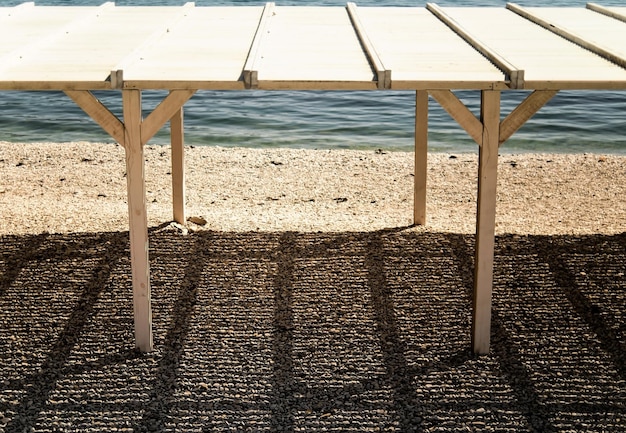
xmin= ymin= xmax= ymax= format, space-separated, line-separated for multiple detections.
xmin=1 ymin=230 xmax=625 ymax=431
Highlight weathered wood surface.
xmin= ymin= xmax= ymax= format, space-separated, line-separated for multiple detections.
xmin=507 ymin=3 xmax=626 ymax=70
xmin=2 ymin=3 xmax=626 ymax=90
xmin=428 ymin=6 xmax=626 ymax=89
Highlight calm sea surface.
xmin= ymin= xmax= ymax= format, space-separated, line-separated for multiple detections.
xmin=1 ymin=0 xmax=625 ymax=154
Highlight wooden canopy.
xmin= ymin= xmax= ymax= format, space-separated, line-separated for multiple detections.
xmin=2 ymin=2 xmax=626 ymax=90
xmin=1 ymin=2 xmax=625 ymax=354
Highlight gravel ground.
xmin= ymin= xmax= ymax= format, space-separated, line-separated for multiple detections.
xmin=0 ymin=230 xmax=624 ymax=432
xmin=0 ymin=142 xmax=625 ymax=431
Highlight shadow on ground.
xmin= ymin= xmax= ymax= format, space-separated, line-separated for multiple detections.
xmin=1 ymin=229 xmax=625 ymax=432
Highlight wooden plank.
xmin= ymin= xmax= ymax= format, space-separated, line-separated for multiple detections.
xmin=64 ymin=90 xmax=124 ymax=144
xmin=170 ymin=106 xmax=186 ymax=225
xmin=0 ymin=2 xmax=34 ymax=20
xmin=141 ymin=89 xmax=195 ymax=145
xmin=122 ymin=89 xmax=153 ymax=353
xmin=120 ymin=7 xmax=263 ymax=87
xmin=242 ymin=2 xmax=275 ymax=89
xmin=1 ymin=6 xmax=183 ymax=85
xmin=429 ymin=89 xmax=482 ymax=145
xmin=414 ymin=90 xmax=428 ymax=225
xmin=587 ymin=3 xmax=626 ymax=23
xmin=352 ymin=8 xmax=505 ymax=89
xmin=499 ymin=90 xmax=557 ymax=145
xmin=2 ymin=5 xmax=626 ymax=90
xmin=507 ymin=3 xmax=626 ymax=70
xmin=110 ymin=2 xmax=195 ymax=89
xmin=434 ymin=6 xmax=626 ymax=89
xmin=427 ymin=3 xmax=524 ymax=89
xmin=254 ymin=6 xmax=375 ymax=85
xmin=0 ymin=3 xmax=114 ymax=71
xmin=473 ymin=90 xmax=501 ymax=355
xmin=346 ymin=2 xmax=390 ymax=89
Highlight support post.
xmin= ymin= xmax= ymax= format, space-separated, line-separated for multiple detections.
xmin=122 ymin=89 xmax=153 ymax=353
xmin=472 ymin=90 xmax=500 ymax=355
xmin=414 ymin=90 xmax=428 ymax=225
xmin=170 ymin=106 xmax=185 ymax=224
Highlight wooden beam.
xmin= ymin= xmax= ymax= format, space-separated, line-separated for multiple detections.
xmin=170 ymin=106 xmax=186 ymax=225
xmin=122 ymin=89 xmax=153 ymax=353
xmin=141 ymin=89 xmax=195 ymax=145
xmin=429 ymin=89 xmax=482 ymax=146
xmin=472 ymin=90 xmax=500 ymax=355
xmin=427 ymin=3 xmax=524 ymax=89
xmin=243 ymin=2 xmax=275 ymax=89
xmin=499 ymin=90 xmax=557 ymax=145
xmin=346 ymin=2 xmax=391 ymax=89
xmin=587 ymin=2 xmax=626 ymax=23
xmin=64 ymin=90 xmax=124 ymax=144
xmin=507 ymin=2 xmax=626 ymax=70
xmin=414 ymin=90 xmax=428 ymax=225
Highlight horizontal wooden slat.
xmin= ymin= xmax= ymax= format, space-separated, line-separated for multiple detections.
xmin=1 ymin=4 xmax=626 ymax=90
xmin=351 ymin=7 xmax=506 ymax=90
xmin=507 ymin=3 xmax=626 ymax=71
xmin=0 ymin=5 xmax=97 ymax=59
xmin=427 ymin=3 xmax=523 ymax=89
xmin=0 ymin=2 xmax=34 ymax=21
xmin=346 ymin=2 xmax=390 ymax=89
xmin=122 ymin=6 xmax=264 ymax=88
xmin=253 ymin=6 xmax=375 ymax=88
xmin=0 ymin=6 xmax=187 ymax=85
xmin=434 ymin=6 xmax=626 ymax=89
xmin=242 ymin=2 xmax=275 ymax=89
xmin=586 ymin=3 xmax=626 ymax=23
xmin=111 ymin=2 xmax=195 ymax=89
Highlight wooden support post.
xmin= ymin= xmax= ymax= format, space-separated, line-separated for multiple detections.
xmin=122 ymin=89 xmax=153 ymax=353
xmin=66 ymin=89 xmax=194 ymax=352
xmin=472 ymin=90 xmax=500 ymax=355
xmin=171 ymin=106 xmax=185 ymax=224
xmin=414 ymin=90 xmax=428 ymax=225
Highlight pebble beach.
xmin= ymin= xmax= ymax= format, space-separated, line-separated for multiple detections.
xmin=1 ymin=141 xmax=625 ymax=431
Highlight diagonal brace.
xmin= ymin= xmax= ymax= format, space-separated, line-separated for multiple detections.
xmin=499 ymin=90 xmax=557 ymax=145
xmin=65 ymin=89 xmax=196 ymax=147
xmin=141 ymin=90 xmax=196 ymax=145
xmin=64 ymin=90 xmax=124 ymax=144
xmin=430 ymin=89 xmax=558 ymax=148
xmin=429 ymin=90 xmax=482 ymax=145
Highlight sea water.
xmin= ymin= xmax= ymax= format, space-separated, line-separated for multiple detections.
xmin=0 ymin=0 xmax=625 ymax=154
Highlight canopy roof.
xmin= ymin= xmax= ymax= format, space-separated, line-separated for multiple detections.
xmin=1 ymin=2 xmax=625 ymax=91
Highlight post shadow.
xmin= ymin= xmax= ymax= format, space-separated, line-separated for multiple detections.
xmin=270 ymin=231 xmax=298 ymax=431
xmin=364 ymin=230 xmax=424 ymax=430
xmin=535 ymin=234 xmax=626 ymax=379
xmin=0 ymin=232 xmax=49 ymax=297
xmin=3 ymin=232 xmax=129 ymax=432
xmin=134 ymin=232 xmax=209 ymax=432
xmin=447 ymin=233 xmax=553 ymax=432
xmin=3 ymin=229 xmax=624 ymax=430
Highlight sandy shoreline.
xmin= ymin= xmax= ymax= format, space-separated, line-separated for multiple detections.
xmin=1 ymin=141 xmax=625 ymax=236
